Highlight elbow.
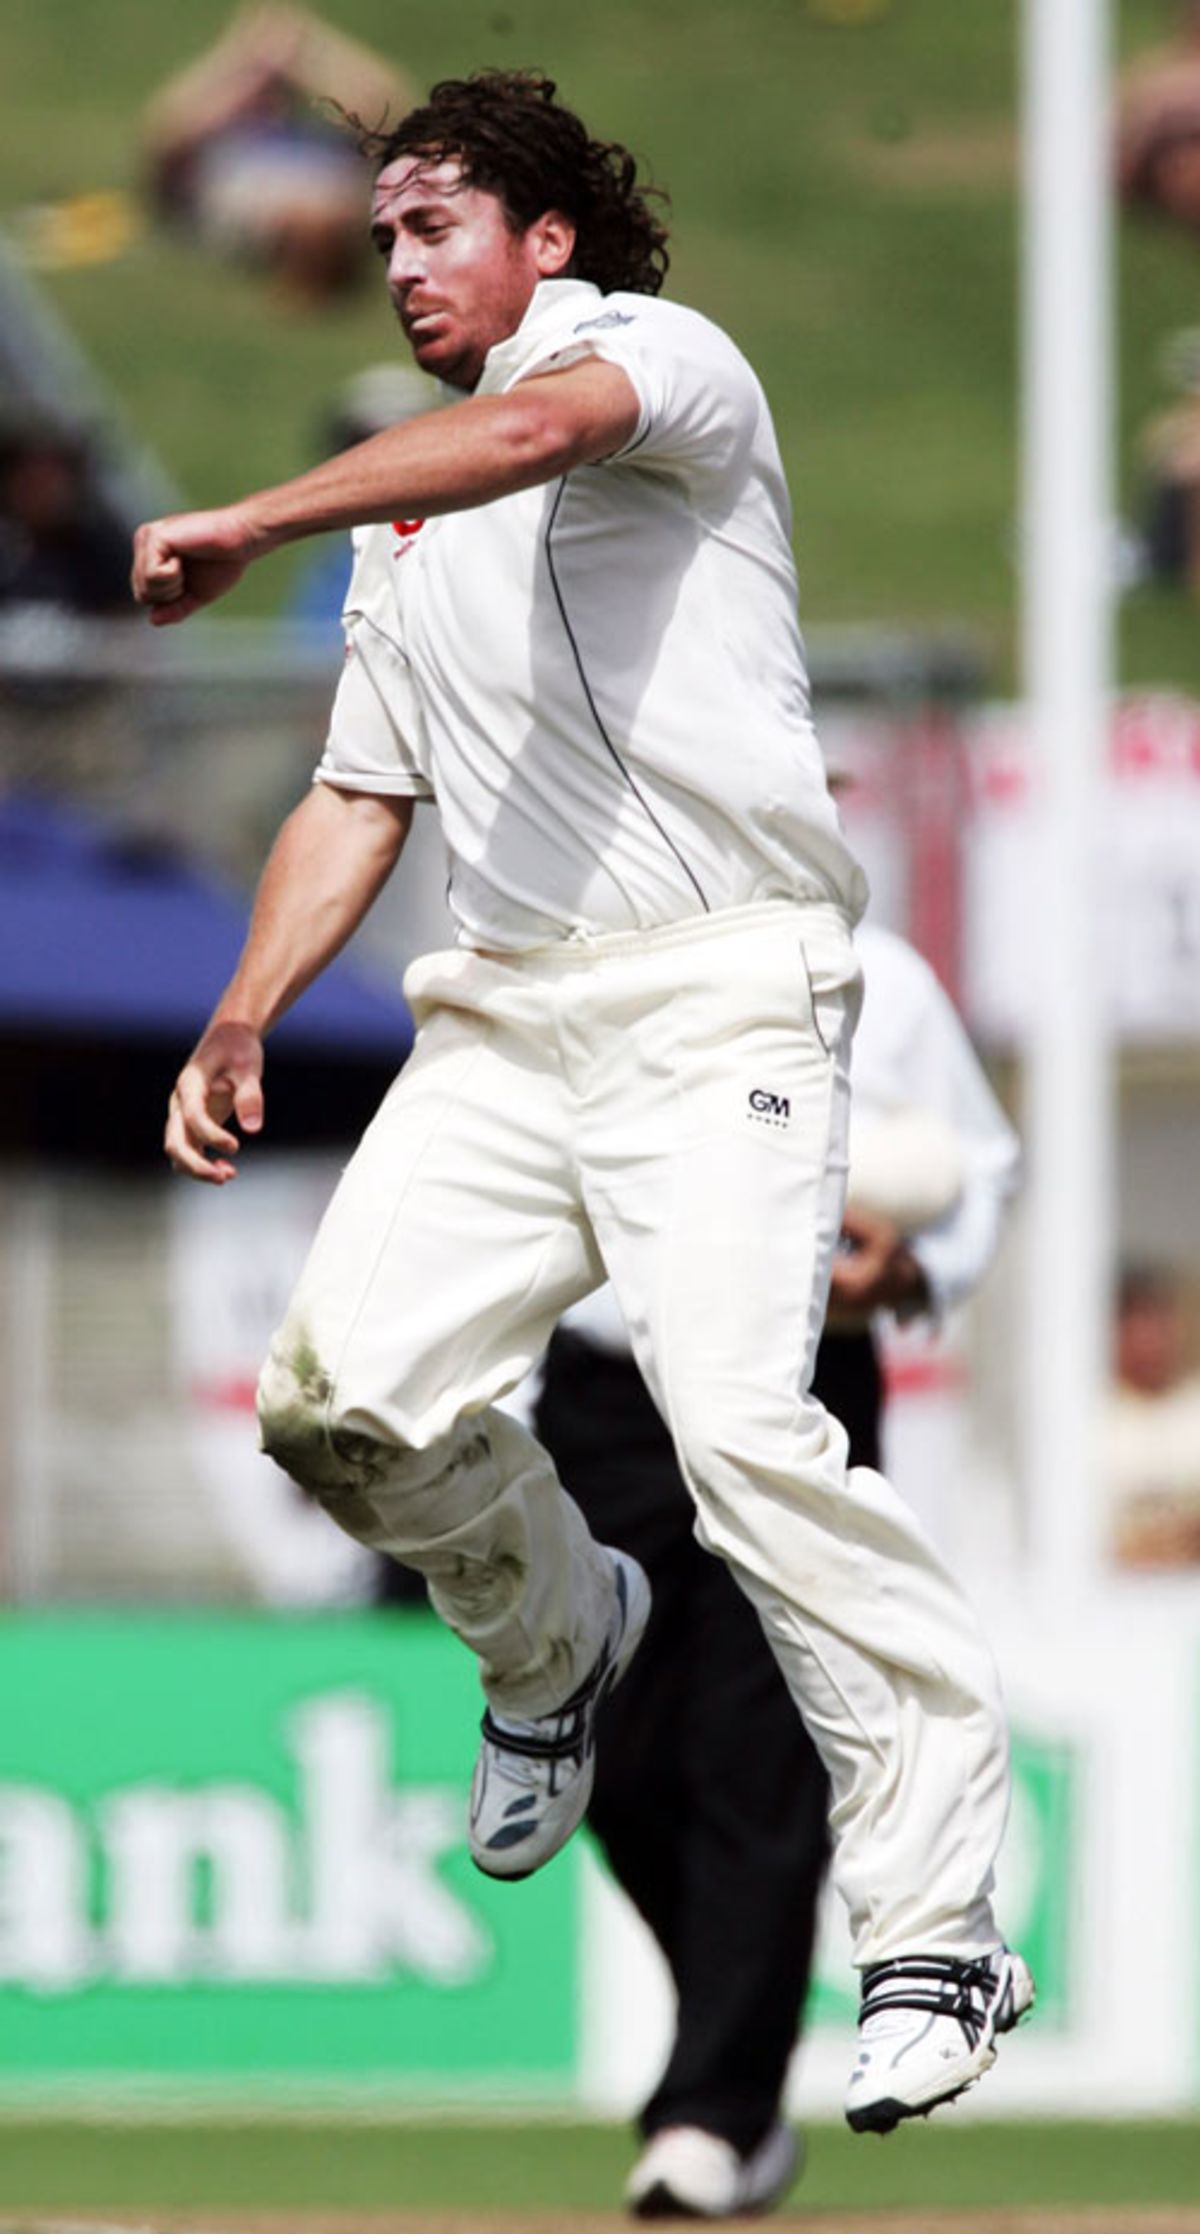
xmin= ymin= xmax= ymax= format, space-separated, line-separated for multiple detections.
xmin=499 ymin=392 xmax=584 ymax=481
xmin=338 ymin=788 xmax=413 ymax=873
xmin=498 ymin=388 xmax=626 ymax=481
xmin=375 ymin=793 xmax=415 ymax=864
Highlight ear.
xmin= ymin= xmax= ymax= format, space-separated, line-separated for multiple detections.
xmin=529 ymin=209 xmax=577 ymax=278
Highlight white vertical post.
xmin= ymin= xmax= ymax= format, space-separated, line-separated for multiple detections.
xmin=1020 ymin=0 xmax=1115 ymax=1587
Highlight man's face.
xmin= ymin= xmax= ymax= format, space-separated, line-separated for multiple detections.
xmin=370 ymin=157 xmax=573 ymax=391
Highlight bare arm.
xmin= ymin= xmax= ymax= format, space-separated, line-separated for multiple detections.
xmin=132 ymin=357 xmax=640 ymax=624
xmin=166 ymin=784 xmax=413 ymax=1183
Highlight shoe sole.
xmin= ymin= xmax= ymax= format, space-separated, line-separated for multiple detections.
xmin=846 ymin=1953 xmax=1036 ymax=2136
xmin=471 ymin=1549 xmax=651 ymax=1882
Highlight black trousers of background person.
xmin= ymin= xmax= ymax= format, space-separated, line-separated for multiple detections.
xmin=533 ymin=1325 xmax=883 ymax=2158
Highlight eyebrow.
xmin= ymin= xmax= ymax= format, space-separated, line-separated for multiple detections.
xmin=370 ymin=195 xmax=461 ymax=240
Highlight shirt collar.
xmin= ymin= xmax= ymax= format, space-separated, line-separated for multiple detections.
xmin=474 ymin=279 xmax=604 ymax=396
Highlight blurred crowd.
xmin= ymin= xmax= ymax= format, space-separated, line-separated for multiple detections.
xmin=1120 ymin=4 xmax=1200 ymax=595
xmin=140 ymin=3 xmax=410 ymax=303
xmin=0 ymin=412 xmax=130 ymax=619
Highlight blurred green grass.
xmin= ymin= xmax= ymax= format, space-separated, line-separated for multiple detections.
xmin=2 ymin=2 xmax=1198 ymax=689
xmin=0 ymin=2117 xmax=1198 ymax=2214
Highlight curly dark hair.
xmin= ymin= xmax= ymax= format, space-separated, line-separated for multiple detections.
xmin=354 ymin=69 xmax=670 ymax=297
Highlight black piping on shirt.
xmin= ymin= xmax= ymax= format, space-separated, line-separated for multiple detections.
xmin=543 ymin=478 xmax=711 ymax=914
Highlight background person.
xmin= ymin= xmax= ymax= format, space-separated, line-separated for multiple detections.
xmin=131 ymin=69 xmax=1031 ymax=2132
xmin=141 ymin=3 xmax=410 ymax=303
xmin=1137 ymin=327 xmax=1200 ymax=596
xmin=0 ymin=414 xmax=132 ymax=617
xmin=1107 ymin=1260 xmax=1200 ymax=1569
xmin=1118 ymin=3 xmax=1200 ymax=235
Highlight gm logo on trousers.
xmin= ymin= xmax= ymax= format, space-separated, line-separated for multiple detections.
xmin=748 ymin=1087 xmax=791 ymax=1127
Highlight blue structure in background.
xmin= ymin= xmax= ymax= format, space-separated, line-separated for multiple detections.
xmin=0 ymin=790 xmax=412 ymax=1059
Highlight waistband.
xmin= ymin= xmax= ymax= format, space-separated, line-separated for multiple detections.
xmin=466 ymin=897 xmax=854 ymax=972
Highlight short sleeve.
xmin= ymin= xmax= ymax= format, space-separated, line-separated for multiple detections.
xmin=313 ymin=623 xmax=434 ymax=799
xmin=518 ymin=299 xmax=761 ymax=489
xmin=312 ymin=527 xmax=433 ymax=800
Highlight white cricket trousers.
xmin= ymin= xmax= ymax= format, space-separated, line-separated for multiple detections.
xmin=257 ymin=899 xmax=1010 ymax=1967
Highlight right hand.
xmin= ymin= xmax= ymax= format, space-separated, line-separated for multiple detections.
xmin=165 ymin=1020 xmax=264 ymax=1183
xmin=131 ymin=504 xmax=262 ymax=626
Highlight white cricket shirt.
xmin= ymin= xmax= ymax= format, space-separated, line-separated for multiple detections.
xmin=316 ymin=278 xmax=867 ymax=950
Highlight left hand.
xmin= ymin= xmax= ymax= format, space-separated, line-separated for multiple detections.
xmin=826 ymin=1202 xmax=930 ymax=1326
xmin=164 ymin=1018 xmax=265 ymax=1183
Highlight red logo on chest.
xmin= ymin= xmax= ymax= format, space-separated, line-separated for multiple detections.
xmin=392 ymin=518 xmax=426 ymax=541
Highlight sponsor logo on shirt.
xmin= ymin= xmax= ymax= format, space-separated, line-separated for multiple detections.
xmin=573 ymin=311 xmax=636 ymax=332
xmin=392 ymin=518 xmax=426 ymax=553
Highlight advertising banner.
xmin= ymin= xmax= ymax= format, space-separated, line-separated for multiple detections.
xmin=0 ymin=1614 xmax=579 ymax=2098
xmin=2 ymin=1602 xmax=1194 ymax=2115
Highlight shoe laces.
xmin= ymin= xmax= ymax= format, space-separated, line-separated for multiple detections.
xmin=479 ymin=1563 xmax=628 ymax=1786
xmin=859 ymin=1954 xmax=1005 ymax=2052
xmin=480 ymin=1694 xmax=593 ymax=1790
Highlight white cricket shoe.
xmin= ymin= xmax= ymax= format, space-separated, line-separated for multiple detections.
xmin=626 ymin=2121 xmax=799 ymax=2220
xmin=468 ymin=1545 xmax=651 ymax=1880
xmin=845 ymin=1945 xmax=1035 ymax=2134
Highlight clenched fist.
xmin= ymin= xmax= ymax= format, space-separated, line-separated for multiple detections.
xmin=131 ymin=504 xmax=263 ymax=625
